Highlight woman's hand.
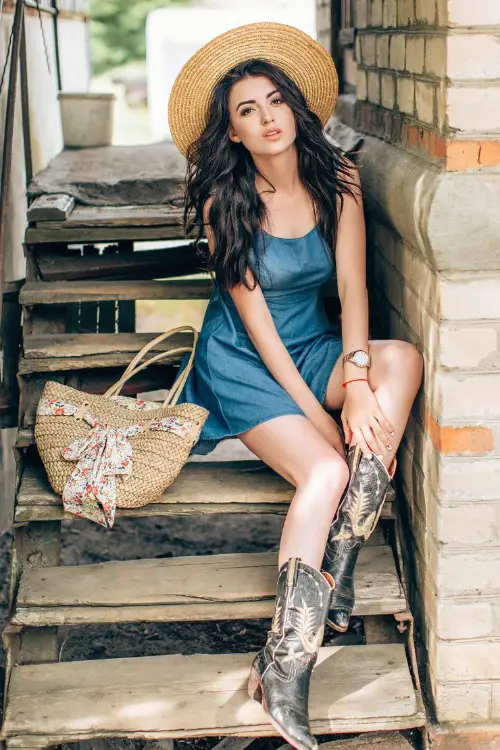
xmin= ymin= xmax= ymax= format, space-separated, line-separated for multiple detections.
xmin=312 ymin=409 xmax=346 ymax=458
xmin=341 ymin=382 xmax=395 ymax=458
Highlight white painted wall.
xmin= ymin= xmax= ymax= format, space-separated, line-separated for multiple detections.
xmin=146 ymin=0 xmax=316 ymax=141
xmin=0 ymin=12 xmax=89 ymax=282
xmin=0 ymin=12 xmax=89 ymax=533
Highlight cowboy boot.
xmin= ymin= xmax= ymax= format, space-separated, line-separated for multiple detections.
xmin=322 ymin=443 xmax=396 ymax=633
xmin=248 ymin=557 xmax=334 ymax=750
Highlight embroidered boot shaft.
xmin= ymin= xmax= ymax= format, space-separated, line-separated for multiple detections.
xmin=248 ymin=557 xmax=334 ymax=750
xmin=322 ymin=444 xmax=396 ymax=633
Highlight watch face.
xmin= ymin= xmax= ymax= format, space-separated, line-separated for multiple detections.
xmin=352 ymin=351 xmax=369 ymax=366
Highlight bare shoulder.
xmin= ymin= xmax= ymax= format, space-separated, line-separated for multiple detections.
xmin=202 ymin=194 xmax=214 ymax=224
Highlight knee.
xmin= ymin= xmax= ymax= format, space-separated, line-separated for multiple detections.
xmin=298 ymin=453 xmax=350 ymax=496
xmin=383 ymin=340 xmax=423 ymax=382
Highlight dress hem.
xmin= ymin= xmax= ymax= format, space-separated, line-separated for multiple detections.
xmin=195 ymin=406 xmax=306 ymax=445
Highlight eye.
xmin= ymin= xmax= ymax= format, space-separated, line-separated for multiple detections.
xmin=241 ymin=106 xmax=254 ymax=116
xmin=271 ymin=97 xmax=283 ymax=105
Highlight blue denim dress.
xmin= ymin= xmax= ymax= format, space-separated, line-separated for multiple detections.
xmin=176 ymin=225 xmax=343 ymax=455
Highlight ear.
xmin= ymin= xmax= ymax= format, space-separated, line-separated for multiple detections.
xmin=228 ymin=128 xmax=241 ymax=144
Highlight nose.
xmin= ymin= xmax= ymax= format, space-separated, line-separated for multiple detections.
xmin=261 ymin=107 xmax=274 ymax=124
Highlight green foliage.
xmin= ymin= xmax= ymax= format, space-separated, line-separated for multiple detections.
xmin=90 ymin=0 xmax=189 ymax=76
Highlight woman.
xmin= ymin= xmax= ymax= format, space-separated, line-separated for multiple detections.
xmin=168 ymin=22 xmax=423 ymax=750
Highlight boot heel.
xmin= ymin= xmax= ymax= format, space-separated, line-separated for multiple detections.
xmin=247 ymin=666 xmax=263 ymax=703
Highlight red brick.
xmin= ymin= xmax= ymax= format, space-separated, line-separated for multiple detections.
xmin=479 ymin=141 xmax=500 ymax=167
xmin=429 ymin=724 xmax=500 ymax=750
xmin=429 ymin=132 xmax=446 ymax=159
xmin=408 ymin=125 xmax=419 ymax=148
xmin=446 ymin=141 xmax=481 ymax=171
xmin=426 ymin=409 xmax=494 ymax=455
xmin=418 ymin=127 xmax=430 ymax=152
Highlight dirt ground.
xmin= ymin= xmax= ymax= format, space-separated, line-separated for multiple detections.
xmin=0 ymin=441 xmax=423 ymax=749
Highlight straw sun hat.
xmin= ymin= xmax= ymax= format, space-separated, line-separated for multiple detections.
xmin=168 ymin=21 xmax=339 ymax=156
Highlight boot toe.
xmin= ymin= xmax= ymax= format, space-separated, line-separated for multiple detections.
xmin=276 ymin=720 xmax=318 ymax=750
xmin=287 ymin=727 xmax=318 ymax=750
xmin=327 ymin=607 xmax=350 ymax=632
xmin=269 ymin=705 xmax=318 ymax=750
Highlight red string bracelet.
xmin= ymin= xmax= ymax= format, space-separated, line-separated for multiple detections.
xmin=341 ymin=378 xmax=369 ymax=389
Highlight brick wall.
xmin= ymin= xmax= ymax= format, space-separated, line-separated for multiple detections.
xmin=317 ymin=0 xmax=500 ymax=729
xmin=354 ymin=0 xmax=500 ymax=167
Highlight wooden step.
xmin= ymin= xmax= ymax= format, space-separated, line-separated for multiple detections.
xmin=36 ymin=244 xmax=201 ymax=282
xmin=19 ymin=278 xmax=212 ymax=305
xmin=26 ymin=204 xmax=187 ymax=243
xmin=14 ymin=461 xmax=396 ymax=524
xmin=20 ymin=332 xmax=192 ymax=373
xmin=12 ymin=546 xmax=406 ymax=627
xmin=1 ymin=644 xmax=425 ymax=747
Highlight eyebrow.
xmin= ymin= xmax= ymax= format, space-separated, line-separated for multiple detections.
xmin=236 ymin=88 xmax=280 ymax=111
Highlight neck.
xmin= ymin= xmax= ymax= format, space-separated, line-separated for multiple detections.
xmin=253 ymin=144 xmax=300 ymax=196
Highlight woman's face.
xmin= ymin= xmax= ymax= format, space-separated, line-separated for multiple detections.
xmin=227 ymin=75 xmax=296 ymax=157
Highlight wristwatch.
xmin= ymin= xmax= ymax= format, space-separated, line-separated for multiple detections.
xmin=342 ymin=349 xmax=371 ymax=368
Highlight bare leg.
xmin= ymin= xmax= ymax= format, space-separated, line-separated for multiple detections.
xmin=323 ymin=339 xmax=424 ymax=471
xmin=239 ymin=414 xmax=349 ymax=570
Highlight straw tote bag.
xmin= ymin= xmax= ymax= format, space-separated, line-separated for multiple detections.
xmin=34 ymin=326 xmax=209 ymax=528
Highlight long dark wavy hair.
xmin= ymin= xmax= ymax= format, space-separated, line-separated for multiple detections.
xmin=183 ymin=59 xmax=358 ymax=291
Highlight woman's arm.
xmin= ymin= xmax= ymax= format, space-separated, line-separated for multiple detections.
xmin=335 ymin=162 xmax=394 ymax=454
xmin=202 ymin=198 xmax=344 ymax=453
xmin=335 ymin=162 xmax=370 ymax=378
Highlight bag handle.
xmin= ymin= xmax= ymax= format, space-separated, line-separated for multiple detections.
xmin=103 ymin=326 xmax=198 ymax=407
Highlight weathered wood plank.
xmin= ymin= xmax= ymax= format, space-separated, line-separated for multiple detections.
xmin=23 ymin=331 xmax=192 ymax=358
xmin=14 ymin=462 xmax=395 ymax=521
xmin=20 ymin=278 xmax=212 ymax=304
xmin=13 ymin=546 xmax=406 ymax=626
xmin=7 ymin=522 xmax=61 ymax=667
xmin=37 ymin=244 xmax=201 ymax=282
xmin=27 ymin=194 xmax=75 ymax=222
xmin=26 ymin=224 xmax=188 ymax=244
xmin=25 ymin=205 xmax=186 ymax=244
xmin=1 ymin=645 xmax=424 ymax=745
xmin=17 ymin=462 xmax=291 ymax=508
xmin=20 ymin=332 xmax=193 ymax=373
xmin=34 ymin=204 xmax=184 ymax=228
xmin=13 ymin=502 xmax=288 ymax=524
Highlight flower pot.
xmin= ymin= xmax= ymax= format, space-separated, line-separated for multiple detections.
xmin=58 ymin=92 xmax=116 ymax=148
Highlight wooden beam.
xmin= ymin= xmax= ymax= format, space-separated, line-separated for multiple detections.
xmin=19 ymin=278 xmax=212 ymax=304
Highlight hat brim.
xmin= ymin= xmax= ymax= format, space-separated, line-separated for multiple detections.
xmin=168 ymin=21 xmax=338 ymax=157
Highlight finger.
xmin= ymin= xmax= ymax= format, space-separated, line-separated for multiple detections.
xmin=360 ymin=424 xmax=380 ymax=456
xmin=351 ymin=427 xmax=373 ymax=459
xmin=375 ymin=409 xmax=396 ymax=437
xmin=369 ymin=418 xmax=393 ymax=452
xmin=342 ymin=419 xmax=352 ymax=444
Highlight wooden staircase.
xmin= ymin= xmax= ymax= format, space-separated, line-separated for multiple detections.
xmin=1 ymin=189 xmax=427 ymax=749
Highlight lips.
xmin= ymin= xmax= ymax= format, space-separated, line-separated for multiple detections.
xmin=263 ymin=129 xmax=282 ymax=138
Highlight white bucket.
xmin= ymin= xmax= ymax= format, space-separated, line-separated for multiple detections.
xmin=58 ymin=92 xmax=116 ymax=148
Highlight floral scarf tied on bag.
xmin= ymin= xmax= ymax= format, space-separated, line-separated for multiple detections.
xmin=37 ymin=395 xmax=196 ymax=528
xmin=34 ymin=326 xmax=209 ymax=529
